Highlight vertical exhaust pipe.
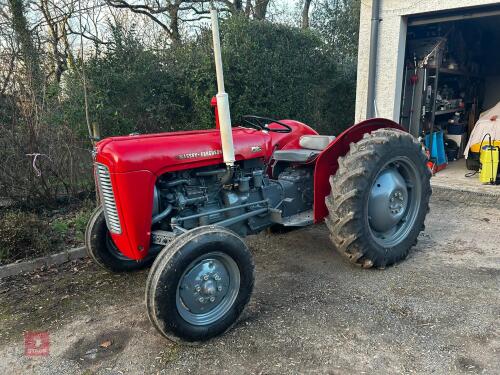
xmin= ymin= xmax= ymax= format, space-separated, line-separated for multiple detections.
xmin=211 ymin=9 xmax=235 ymax=167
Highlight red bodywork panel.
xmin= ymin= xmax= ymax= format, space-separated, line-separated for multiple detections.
xmin=95 ymin=121 xmax=317 ymax=260
xmin=95 ymin=113 xmax=403 ymax=260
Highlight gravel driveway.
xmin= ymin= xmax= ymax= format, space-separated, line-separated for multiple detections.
xmin=0 ymin=196 xmax=498 ymax=374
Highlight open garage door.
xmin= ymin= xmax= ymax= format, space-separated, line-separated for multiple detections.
xmin=399 ymin=4 xmax=500 ymax=187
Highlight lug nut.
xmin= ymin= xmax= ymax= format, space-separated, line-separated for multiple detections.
xmin=195 ymin=285 xmax=201 ymax=292
xmin=198 ymin=297 xmax=204 ymax=303
xmin=214 ymin=274 xmax=221 ymax=281
xmin=203 ymin=274 xmax=209 ymax=281
xmin=209 ymin=297 xmax=215 ymax=302
xmin=217 ymin=286 xmax=222 ymax=292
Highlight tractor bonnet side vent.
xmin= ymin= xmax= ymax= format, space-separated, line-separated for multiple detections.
xmin=95 ymin=163 xmax=122 ymax=234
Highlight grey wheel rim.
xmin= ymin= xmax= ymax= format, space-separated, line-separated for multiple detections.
xmin=176 ymin=252 xmax=240 ymax=326
xmin=367 ymin=156 xmax=422 ymax=248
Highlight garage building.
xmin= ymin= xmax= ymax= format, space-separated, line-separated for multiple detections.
xmin=355 ymin=1 xmax=500 ymax=183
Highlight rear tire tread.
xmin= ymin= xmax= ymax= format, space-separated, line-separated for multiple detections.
xmin=325 ymin=128 xmax=431 ymax=269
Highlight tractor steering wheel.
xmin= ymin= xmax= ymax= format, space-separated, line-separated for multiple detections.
xmin=239 ymin=115 xmax=292 ymax=133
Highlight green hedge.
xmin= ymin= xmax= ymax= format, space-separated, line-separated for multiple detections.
xmin=62 ymin=16 xmax=356 ymax=138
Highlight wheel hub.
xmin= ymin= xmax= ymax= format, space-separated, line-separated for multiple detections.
xmin=179 ymin=259 xmax=230 ymax=314
xmin=368 ymin=168 xmax=409 ymax=233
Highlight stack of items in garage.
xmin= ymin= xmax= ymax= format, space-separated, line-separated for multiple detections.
xmin=400 ymin=18 xmax=500 ymax=185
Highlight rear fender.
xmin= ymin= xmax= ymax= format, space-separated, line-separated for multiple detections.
xmin=313 ymin=118 xmax=405 ymax=223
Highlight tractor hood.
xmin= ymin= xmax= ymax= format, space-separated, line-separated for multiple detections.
xmin=95 ymin=128 xmax=273 ymax=175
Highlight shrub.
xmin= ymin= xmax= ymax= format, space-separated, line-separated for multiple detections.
xmin=180 ymin=16 xmax=356 ymax=135
xmin=0 ymin=210 xmax=57 ymax=263
xmin=63 ymin=17 xmax=356 ymax=138
xmin=0 ymin=200 xmax=95 ymax=263
xmin=1 ymin=17 xmax=357 ymax=209
xmin=0 ymin=121 xmax=94 ymax=208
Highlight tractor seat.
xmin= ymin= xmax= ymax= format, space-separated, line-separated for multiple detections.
xmin=272 ymin=135 xmax=336 ymax=163
xmin=299 ymin=135 xmax=336 ymax=150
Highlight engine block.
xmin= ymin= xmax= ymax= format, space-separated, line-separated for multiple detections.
xmin=153 ymin=158 xmax=313 ymax=237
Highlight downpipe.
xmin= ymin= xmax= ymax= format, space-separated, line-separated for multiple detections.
xmin=366 ymin=0 xmax=381 ymax=119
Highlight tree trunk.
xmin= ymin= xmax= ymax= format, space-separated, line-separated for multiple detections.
xmin=245 ymin=0 xmax=251 ymax=17
xmin=8 ymin=0 xmax=44 ymax=100
xmin=233 ymin=0 xmax=243 ymax=13
xmin=39 ymin=0 xmax=71 ymax=84
xmin=169 ymin=8 xmax=181 ymax=44
xmin=254 ymin=0 xmax=270 ymax=20
xmin=302 ymin=0 xmax=313 ymax=29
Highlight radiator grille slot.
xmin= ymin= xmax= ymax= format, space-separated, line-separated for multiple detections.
xmin=95 ymin=163 xmax=122 ymax=234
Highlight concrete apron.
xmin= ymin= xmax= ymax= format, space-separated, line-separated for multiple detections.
xmin=431 ymin=180 xmax=500 ymax=206
xmin=429 ymin=158 xmax=500 ymax=205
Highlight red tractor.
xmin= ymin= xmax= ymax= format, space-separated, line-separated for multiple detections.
xmin=85 ymin=10 xmax=431 ymax=343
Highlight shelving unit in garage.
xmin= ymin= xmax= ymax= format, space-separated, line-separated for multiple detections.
xmin=399 ymin=22 xmax=491 ymax=176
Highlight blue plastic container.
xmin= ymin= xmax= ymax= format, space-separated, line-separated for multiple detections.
xmin=425 ymin=131 xmax=448 ymax=166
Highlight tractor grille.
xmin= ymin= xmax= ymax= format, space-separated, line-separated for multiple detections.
xmin=95 ymin=163 xmax=122 ymax=234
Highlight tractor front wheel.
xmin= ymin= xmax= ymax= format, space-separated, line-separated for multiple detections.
xmin=145 ymin=226 xmax=254 ymax=343
xmin=85 ymin=207 xmax=155 ymax=272
xmin=326 ymin=128 xmax=431 ymax=268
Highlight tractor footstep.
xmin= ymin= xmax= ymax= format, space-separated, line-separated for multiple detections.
xmin=281 ymin=210 xmax=313 ymax=227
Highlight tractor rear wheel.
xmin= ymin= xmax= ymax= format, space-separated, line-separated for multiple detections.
xmin=145 ymin=226 xmax=254 ymax=343
xmin=326 ymin=128 xmax=431 ymax=268
xmin=85 ymin=207 xmax=155 ymax=272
